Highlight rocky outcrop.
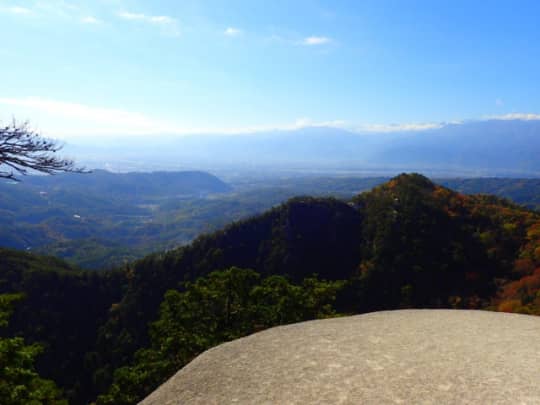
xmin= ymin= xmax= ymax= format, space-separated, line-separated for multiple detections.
xmin=141 ymin=310 xmax=540 ymax=404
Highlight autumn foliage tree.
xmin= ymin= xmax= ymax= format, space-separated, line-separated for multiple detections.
xmin=0 ymin=121 xmax=83 ymax=181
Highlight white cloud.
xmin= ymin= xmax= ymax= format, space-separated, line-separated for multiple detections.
xmin=202 ymin=118 xmax=437 ymax=135
xmin=357 ymin=122 xmax=443 ymax=133
xmin=0 ymin=96 xmax=452 ymax=138
xmin=184 ymin=118 xmax=349 ymax=135
xmin=149 ymin=15 xmax=175 ymax=24
xmin=2 ymin=3 xmax=90 ymax=20
xmin=4 ymin=96 xmax=539 ymax=139
xmin=81 ymin=16 xmax=101 ymax=24
xmin=356 ymin=113 xmax=540 ymax=133
xmin=117 ymin=11 xmax=175 ymax=25
xmin=0 ymin=97 xmax=184 ymax=137
xmin=0 ymin=97 xmax=347 ymax=137
xmin=301 ymin=36 xmax=331 ymax=46
xmin=117 ymin=11 xmax=179 ymax=36
xmin=117 ymin=11 xmax=146 ymax=21
xmin=489 ymin=113 xmax=540 ymax=121
xmin=292 ymin=117 xmax=347 ymax=129
xmin=224 ymin=27 xmax=242 ymax=37
xmin=2 ymin=6 xmax=32 ymax=15
xmin=247 ymin=115 xmax=540 ymax=134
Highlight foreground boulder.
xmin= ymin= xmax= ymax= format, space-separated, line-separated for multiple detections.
xmin=141 ymin=310 xmax=540 ymax=404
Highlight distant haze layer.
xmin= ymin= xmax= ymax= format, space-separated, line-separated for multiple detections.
xmin=65 ymin=119 xmax=540 ymax=176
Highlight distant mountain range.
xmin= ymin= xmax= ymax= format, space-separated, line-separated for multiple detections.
xmin=65 ymin=119 xmax=540 ymax=176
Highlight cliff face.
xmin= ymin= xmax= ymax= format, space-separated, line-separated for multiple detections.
xmin=141 ymin=310 xmax=540 ymax=405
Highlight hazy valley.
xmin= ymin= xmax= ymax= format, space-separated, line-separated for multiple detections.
xmin=2 ymin=169 xmax=540 ymax=269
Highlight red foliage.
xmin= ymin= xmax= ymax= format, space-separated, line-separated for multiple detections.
xmin=513 ymin=258 xmax=535 ymax=276
xmin=499 ymin=268 xmax=540 ymax=302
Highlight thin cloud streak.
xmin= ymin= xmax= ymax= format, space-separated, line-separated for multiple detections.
xmin=0 ymin=97 xmax=182 ymax=136
xmin=301 ymin=36 xmax=331 ymax=45
xmin=2 ymin=97 xmax=539 ymax=138
xmin=117 ymin=11 xmax=180 ymax=36
xmin=81 ymin=16 xmax=101 ymax=24
xmin=489 ymin=113 xmax=540 ymax=121
xmin=1 ymin=6 xmax=32 ymax=15
xmin=357 ymin=122 xmax=443 ymax=133
xmin=224 ymin=27 xmax=242 ymax=37
xmin=117 ymin=11 xmax=175 ymax=25
xmin=117 ymin=11 xmax=146 ymax=21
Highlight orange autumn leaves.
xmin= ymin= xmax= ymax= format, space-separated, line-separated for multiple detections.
xmin=429 ymin=183 xmax=540 ymax=315
xmin=497 ymin=221 xmax=540 ymax=315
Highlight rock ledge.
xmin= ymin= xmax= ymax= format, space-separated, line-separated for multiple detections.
xmin=141 ymin=310 xmax=540 ymax=404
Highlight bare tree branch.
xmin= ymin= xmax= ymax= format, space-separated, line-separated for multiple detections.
xmin=0 ymin=120 xmax=87 ymax=181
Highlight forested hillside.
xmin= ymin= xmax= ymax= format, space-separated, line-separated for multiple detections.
xmin=0 ymin=170 xmax=232 ymax=268
xmin=1 ymin=174 xmax=540 ymax=404
xmin=96 ymin=174 xmax=540 ymax=403
xmin=2 ymin=171 xmax=540 ymax=270
xmin=0 ymin=248 xmax=127 ymax=403
xmin=439 ymin=177 xmax=540 ymax=210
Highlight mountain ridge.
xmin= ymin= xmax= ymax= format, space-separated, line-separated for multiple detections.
xmin=96 ymin=173 xmax=540 ymax=391
xmin=66 ymin=119 xmax=540 ymax=176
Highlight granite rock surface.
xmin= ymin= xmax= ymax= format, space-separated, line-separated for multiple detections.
xmin=141 ymin=310 xmax=540 ymax=405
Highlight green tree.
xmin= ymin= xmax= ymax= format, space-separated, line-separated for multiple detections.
xmin=0 ymin=294 xmax=67 ymax=405
xmin=98 ymin=268 xmax=345 ymax=404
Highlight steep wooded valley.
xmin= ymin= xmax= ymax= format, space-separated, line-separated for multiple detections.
xmin=1 ymin=173 xmax=540 ymax=404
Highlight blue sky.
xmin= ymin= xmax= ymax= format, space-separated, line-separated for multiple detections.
xmin=1 ymin=0 xmax=540 ymax=139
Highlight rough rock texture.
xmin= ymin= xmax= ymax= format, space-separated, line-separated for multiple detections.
xmin=141 ymin=310 xmax=540 ymax=405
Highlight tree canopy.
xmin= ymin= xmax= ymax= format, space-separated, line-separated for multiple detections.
xmin=0 ymin=293 xmax=67 ymax=404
